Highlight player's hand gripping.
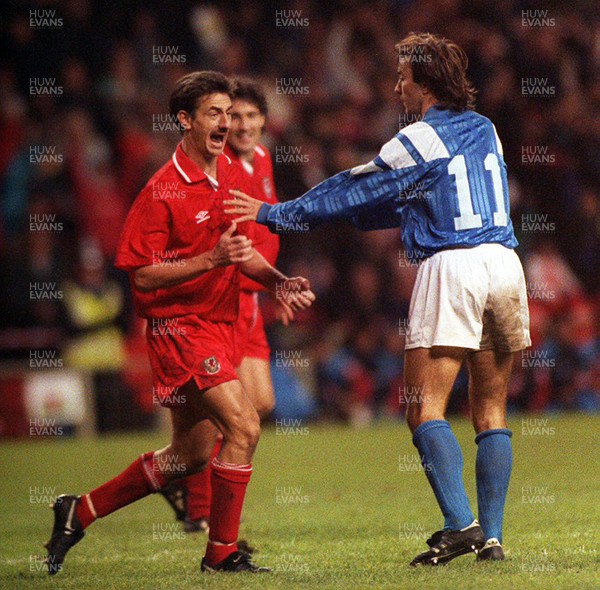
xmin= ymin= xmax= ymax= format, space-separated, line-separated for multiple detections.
xmin=224 ymin=190 xmax=264 ymax=223
xmin=274 ymin=297 xmax=295 ymax=326
xmin=209 ymin=221 xmax=253 ymax=267
xmin=274 ymin=277 xmax=316 ymax=312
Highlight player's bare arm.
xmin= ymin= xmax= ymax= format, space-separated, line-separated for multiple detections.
xmin=225 ymin=189 xmax=263 ymax=223
xmin=134 ymin=221 xmax=252 ymax=292
xmin=239 ymin=249 xmax=315 ymax=312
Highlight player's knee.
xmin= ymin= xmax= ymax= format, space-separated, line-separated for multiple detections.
xmin=240 ymin=415 xmax=261 ymax=449
xmin=254 ymin=393 xmax=275 ymax=420
xmin=227 ymin=409 xmax=261 ymax=450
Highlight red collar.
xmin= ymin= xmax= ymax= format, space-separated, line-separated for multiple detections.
xmin=223 ymin=143 xmax=237 ymax=163
xmin=172 ymin=143 xmax=232 ymax=187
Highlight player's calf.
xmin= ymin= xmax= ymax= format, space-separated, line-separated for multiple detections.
xmin=155 ymin=448 xmax=208 ymax=521
xmin=45 ymin=450 xmax=171 ymax=575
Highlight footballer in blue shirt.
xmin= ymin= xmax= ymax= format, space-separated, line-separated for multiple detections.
xmin=226 ymin=33 xmax=531 ymax=566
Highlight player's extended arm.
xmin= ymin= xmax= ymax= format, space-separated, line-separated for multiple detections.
xmin=225 ymin=161 xmax=418 ymax=233
xmin=134 ymin=222 xmax=252 ymax=292
xmin=240 ymin=249 xmax=315 ymax=311
xmin=225 ymin=132 xmax=435 ymax=232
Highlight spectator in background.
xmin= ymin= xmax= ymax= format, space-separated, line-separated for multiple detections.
xmin=65 ymin=109 xmax=128 ymax=259
xmin=0 ymin=0 xmax=598 ymax=421
xmin=62 ymin=240 xmax=143 ymax=431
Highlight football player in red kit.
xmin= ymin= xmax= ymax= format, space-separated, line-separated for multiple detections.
xmin=45 ymin=71 xmax=315 ymax=574
xmin=159 ymin=78 xmax=285 ymax=533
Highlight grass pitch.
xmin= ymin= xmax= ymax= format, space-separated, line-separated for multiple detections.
xmin=0 ymin=414 xmax=598 ymax=589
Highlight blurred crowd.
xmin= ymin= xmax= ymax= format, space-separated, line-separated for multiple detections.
xmin=1 ymin=0 xmax=598 ymax=426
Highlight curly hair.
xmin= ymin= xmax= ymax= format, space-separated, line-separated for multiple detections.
xmin=395 ymin=33 xmax=476 ymax=111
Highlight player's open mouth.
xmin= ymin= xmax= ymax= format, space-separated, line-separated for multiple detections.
xmin=209 ymin=133 xmax=226 ymax=149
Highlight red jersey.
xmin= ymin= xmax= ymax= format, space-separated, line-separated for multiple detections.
xmin=224 ymin=143 xmax=280 ymax=292
xmin=115 ymin=143 xmax=255 ymax=321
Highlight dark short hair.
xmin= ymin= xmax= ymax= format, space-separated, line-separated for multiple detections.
xmin=232 ymin=77 xmax=268 ymax=116
xmin=395 ymin=33 xmax=476 ymax=111
xmin=169 ymin=71 xmax=233 ymax=118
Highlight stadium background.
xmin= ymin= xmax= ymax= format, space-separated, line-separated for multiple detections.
xmin=1 ymin=0 xmax=599 ymax=438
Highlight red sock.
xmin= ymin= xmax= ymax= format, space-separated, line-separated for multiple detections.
xmin=204 ymin=458 xmax=252 ymax=565
xmin=186 ymin=438 xmax=222 ymax=521
xmin=76 ymin=451 xmax=167 ymax=529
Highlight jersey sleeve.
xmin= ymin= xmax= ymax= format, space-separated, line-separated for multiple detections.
xmin=256 ymin=132 xmax=435 ymax=233
xmin=114 ymin=186 xmax=171 ymax=271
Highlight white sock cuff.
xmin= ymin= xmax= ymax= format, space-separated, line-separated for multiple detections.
xmin=84 ymin=494 xmax=97 ymax=519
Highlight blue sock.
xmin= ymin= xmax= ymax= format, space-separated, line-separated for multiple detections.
xmin=475 ymin=429 xmax=512 ymax=543
xmin=412 ymin=420 xmax=475 ymax=531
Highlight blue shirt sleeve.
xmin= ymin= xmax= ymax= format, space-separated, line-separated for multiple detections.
xmin=350 ymin=198 xmax=405 ymax=231
xmin=257 ymin=143 xmax=430 ymax=233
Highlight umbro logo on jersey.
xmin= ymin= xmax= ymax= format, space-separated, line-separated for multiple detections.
xmin=195 ymin=211 xmax=211 ymax=224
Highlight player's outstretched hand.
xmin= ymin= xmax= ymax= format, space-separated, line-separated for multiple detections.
xmin=275 ymin=297 xmax=295 ymax=326
xmin=275 ymin=277 xmax=316 ymax=312
xmin=224 ymin=190 xmax=263 ymax=223
xmin=210 ymin=221 xmax=253 ymax=267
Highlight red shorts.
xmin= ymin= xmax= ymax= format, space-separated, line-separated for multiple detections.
xmin=234 ymin=291 xmax=271 ymax=367
xmin=146 ymin=315 xmax=238 ymax=406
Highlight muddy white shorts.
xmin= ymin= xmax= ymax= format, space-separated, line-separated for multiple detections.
xmin=405 ymin=244 xmax=531 ymax=351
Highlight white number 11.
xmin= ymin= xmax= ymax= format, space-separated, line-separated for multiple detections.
xmin=448 ymin=153 xmax=508 ymax=231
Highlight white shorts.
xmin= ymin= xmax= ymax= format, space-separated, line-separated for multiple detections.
xmin=405 ymin=244 xmax=531 ymax=352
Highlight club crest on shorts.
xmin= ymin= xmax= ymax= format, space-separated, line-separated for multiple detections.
xmin=203 ymin=356 xmax=221 ymax=374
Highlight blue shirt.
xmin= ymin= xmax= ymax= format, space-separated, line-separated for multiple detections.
xmin=257 ymin=106 xmax=517 ymax=259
